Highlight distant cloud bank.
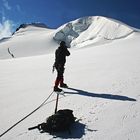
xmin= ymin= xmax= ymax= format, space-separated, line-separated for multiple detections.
xmin=0 ymin=0 xmax=15 ymax=39
xmin=0 ymin=20 xmax=14 ymax=40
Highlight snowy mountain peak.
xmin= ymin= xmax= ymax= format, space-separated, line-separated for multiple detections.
xmin=54 ymin=16 xmax=135 ymax=47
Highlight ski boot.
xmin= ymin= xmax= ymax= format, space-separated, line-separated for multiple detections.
xmin=60 ymin=83 xmax=68 ymax=88
xmin=54 ymin=86 xmax=62 ymax=92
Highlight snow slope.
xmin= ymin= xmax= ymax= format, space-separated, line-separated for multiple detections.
xmin=0 ymin=25 xmax=57 ymax=59
xmin=0 ymin=16 xmax=140 ymax=140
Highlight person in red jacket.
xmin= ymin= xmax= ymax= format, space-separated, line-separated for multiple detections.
xmin=53 ymin=41 xmax=70 ymax=92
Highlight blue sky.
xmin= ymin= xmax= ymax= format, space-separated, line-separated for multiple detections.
xmin=0 ymin=0 xmax=140 ymax=38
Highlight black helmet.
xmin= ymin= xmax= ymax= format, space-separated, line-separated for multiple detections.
xmin=60 ymin=41 xmax=65 ymax=46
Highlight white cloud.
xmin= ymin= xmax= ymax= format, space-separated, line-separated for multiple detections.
xmin=0 ymin=5 xmax=15 ymax=40
xmin=0 ymin=20 xmax=14 ymax=39
xmin=2 ymin=0 xmax=11 ymax=10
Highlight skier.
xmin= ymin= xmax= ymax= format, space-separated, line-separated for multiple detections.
xmin=53 ymin=41 xmax=70 ymax=92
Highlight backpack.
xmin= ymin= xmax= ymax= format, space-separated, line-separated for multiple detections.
xmin=29 ymin=109 xmax=76 ymax=134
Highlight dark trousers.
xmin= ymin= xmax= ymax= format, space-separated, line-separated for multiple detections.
xmin=54 ymin=65 xmax=65 ymax=87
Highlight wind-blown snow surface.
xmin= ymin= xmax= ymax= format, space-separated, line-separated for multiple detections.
xmin=0 ymin=16 xmax=140 ymax=140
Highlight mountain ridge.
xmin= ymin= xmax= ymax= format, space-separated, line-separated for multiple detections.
xmin=13 ymin=22 xmax=48 ymax=34
xmin=0 ymin=16 xmax=140 ymax=59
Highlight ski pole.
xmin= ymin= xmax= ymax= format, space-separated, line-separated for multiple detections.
xmin=55 ymin=93 xmax=59 ymax=113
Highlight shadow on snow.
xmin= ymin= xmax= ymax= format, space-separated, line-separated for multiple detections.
xmin=48 ymin=121 xmax=86 ymax=139
xmin=65 ymin=87 xmax=136 ymax=102
xmin=44 ymin=121 xmax=97 ymax=139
